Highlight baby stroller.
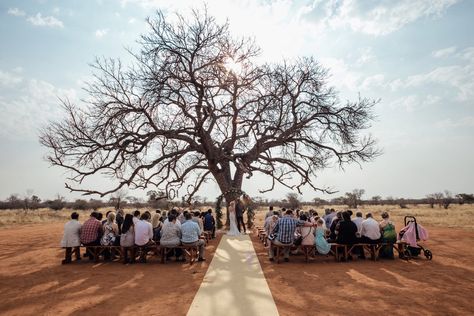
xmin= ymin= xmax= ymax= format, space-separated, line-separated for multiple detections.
xmin=398 ymin=216 xmax=432 ymax=260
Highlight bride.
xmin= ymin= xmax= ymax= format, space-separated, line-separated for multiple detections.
xmin=227 ymin=200 xmax=241 ymax=236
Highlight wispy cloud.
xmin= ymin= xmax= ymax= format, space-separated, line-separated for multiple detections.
xmin=0 ymin=69 xmax=23 ymax=87
xmin=8 ymin=8 xmax=64 ymax=28
xmin=436 ymin=116 xmax=474 ymax=129
xmin=0 ymin=73 xmax=76 ymax=140
xmin=320 ymin=0 xmax=460 ymax=36
xmin=27 ymin=13 xmax=64 ymax=28
xmin=7 ymin=8 xmax=26 ymax=17
xmin=95 ymin=29 xmax=109 ymax=38
xmin=432 ymin=46 xmax=457 ymax=58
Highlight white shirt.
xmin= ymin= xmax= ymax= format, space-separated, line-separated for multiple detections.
xmin=134 ymin=220 xmax=153 ymax=246
xmin=133 ymin=216 xmax=139 ymax=225
xmin=352 ymin=217 xmax=364 ymax=235
xmin=361 ymin=217 xmax=381 ymax=240
xmin=60 ymin=220 xmax=82 ymax=247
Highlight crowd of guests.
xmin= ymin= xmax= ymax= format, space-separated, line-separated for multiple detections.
xmin=60 ymin=208 xmax=216 ymax=264
xmin=263 ymin=207 xmax=397 ymax=262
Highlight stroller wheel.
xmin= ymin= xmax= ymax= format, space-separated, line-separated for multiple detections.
xmin=400 ymin=248 xmax=411 ymax=260
xmin=424 ymin=249 xmax=433 ymax=260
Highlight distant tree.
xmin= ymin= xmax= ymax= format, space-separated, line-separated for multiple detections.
xmin=371 ymin=195 xmax=382 ymax=205
xmin=385 ymin=196 xmax=395 ymax=205
xmin=425 ymin=194 xmax=435 ymax=208
xmin=456 ymin=193 xmax=474 ymax=205
xmin=286 ymin=192 xmax=302 ymax=209
xmin=30 ymin=195 xmax=41 ymax=209
xmin=312 ymin=197 xmax=327 ymax=207
xmin=46 ymin=195 xmax=66 ymax=211
xmin=397 ymin=198 xmax=408 ymax=209
xmin=72 ymin=199 xmax=89 ymax=210
xmin=39 ymin=8 xmax=379 ymax=207
xmin=344 ymin=189 xmax=365 ymax=208
xmin=442 ymin=190 xmax=453 ymax=209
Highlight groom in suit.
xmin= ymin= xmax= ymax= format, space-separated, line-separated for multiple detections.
xmin=235 ymin=199 xmax=246 ymax=234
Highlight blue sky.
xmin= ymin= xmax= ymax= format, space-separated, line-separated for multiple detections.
xmin=0 ymin=0 xmax=473 ymax=202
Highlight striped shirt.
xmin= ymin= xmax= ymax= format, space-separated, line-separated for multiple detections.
xmin=80 ymin=217 xmax=102 ymax=244
xmin=274 ymin=216 xmax=305 ymax=244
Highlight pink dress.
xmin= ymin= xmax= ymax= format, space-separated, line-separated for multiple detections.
xmin=300 ymin=226 xmax=315 ymax=246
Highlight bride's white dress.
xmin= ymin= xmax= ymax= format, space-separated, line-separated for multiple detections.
xmin=227 ymin=211 xmax=241 ymax=236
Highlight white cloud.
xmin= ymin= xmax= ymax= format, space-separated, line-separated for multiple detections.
xmin=27 ymin=13 xmax=64 ymax=28
xmin=432 ymin=46 xmax=457 ymax=58
xmin=0 ymin=75 xmax=77 ymax=140
xmin=0 ymin=70 xmax=23 ymax=87
xmin=436 ymin=116 xmax=474 ymax=129
xmin=361 ymin=74 xmax=385 ymax=90
xmin=128 ymin=18 xmax=136 ymax=24
xmin=95 ymin=29 xmax=109 ymax=38
xmin=321 ymin=0 xmax=460 ymax=36
xmin=7 ymin=8 xmax=26 ymax=17
xmin=395 ymin=65 xmax=474 ymax=101
xmin=459 ymin=47 xmax=474 ymax=63
xmin=356 ymin=47 xmax=376 ymax=66
xmin=390 ymin=94 xmax=440 ymax=112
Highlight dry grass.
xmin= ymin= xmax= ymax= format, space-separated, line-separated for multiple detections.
xmin=1 ymin=204 xmax=473 ymax=230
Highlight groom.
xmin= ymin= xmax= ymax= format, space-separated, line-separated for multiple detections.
xmin=235 ymin=199 xmax=246 ymax=234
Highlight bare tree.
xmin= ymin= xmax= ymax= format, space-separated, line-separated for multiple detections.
xmin=286 ymin=192 xmax=302 ymax=209
xmin=344 ymin=189 xmax=365 ymax=208
xmin=371 ymin=195 xmax=382 ymax=205
xmin=40 ymin=9 xmax=380 ymax=205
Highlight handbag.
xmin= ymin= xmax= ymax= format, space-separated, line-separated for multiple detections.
xmin=293 ymin=235 xmax=303 ymax=246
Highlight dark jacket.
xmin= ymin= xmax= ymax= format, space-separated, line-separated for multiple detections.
xmin=336 ymin=220 xmax=358 ymax=244
xmin=235 ymin=201 xmax=244 ymax=217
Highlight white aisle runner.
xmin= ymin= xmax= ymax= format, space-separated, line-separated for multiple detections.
xmin=187 ymin=234 xmax=279 ymax=316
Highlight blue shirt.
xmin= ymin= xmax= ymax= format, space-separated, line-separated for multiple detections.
xmin=274 ymin=216 xmax=305 ymax=244
xmin=203 ymin=213 xmax=215 ymax=230
xmin=181 ymin=220 xmax=201 ymax=243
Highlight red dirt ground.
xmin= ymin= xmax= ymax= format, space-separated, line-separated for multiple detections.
xmin=0 ymin=222 xmax=473 ymax=315
xmin=252 ymin=225 xmax=474 ymax=316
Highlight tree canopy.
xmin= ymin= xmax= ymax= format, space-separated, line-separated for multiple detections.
xmin=40 ymin=9 xmax=380 ymax=203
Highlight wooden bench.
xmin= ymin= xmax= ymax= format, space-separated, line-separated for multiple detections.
xmin=160 ymin=244 xmax=200 ymax=265
xmin=270 ymin=241 xmax=293 ymax=264
xmin=63 ymin=244 xmax=159 ymax=264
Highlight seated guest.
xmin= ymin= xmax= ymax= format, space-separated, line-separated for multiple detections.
xmin=101 ymin=212 xmax=119 ymax=246
xmin=264 ymin=211 xmax=279 ymax=234
xmin=299 ymin=214 xmax=315 ymax=247
xmin=360 ymin=213 xmax=381 ymax=243
xmin=352 ymin=212 xmax=364 ymax=237
xmin=151 ymin=212 xmax=163 ymax=242
xmin=160 ymin=214 xmax=184 ymax=261
xmin=116 ymin=209 xmax=125 ymax=234
xmin=80 ymin=212 xmax=103 ymax=259
xmin=265 ymin=206 xmax=274 ymax=219
xmin=134 ymin=212 xmax=155 ymax=263
xmin=160 ymin=211 xmax=167 ymax=222
xmin=336 ymin=211 xmax=358 ymax=245
xmin=379 ymin=211 xmax=397 ymax=259
xmin=102 ymin=211 xmax=112 ymax=225
xmin=268 ymin=210 xmax=314 ymax=262
xmin=133 ymin=210 xmax=141 ymax=225
xmin=96 ymin=212 xmax=103 ymax=223
xmin=324 ymin=209 xmax=336 ymax=228
xmin=192 ymin=211 xmax=204 ymax=233
xmin=315 ymin=218 xmax=330 ymax=255
xmin=120 ymin=214 xmax=135 ymax=264
xmin=328 ymin=211 xmax=342 ymax=242
xmin=60 ymin=212 xmax=82 ymax=264
xmin=203 ymin=209 xmax=216 ymax=239
xmin=181 ymin=212 xmax=206 ymax=261
xmin=165 ymin=209 xmax=181 ymax=227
